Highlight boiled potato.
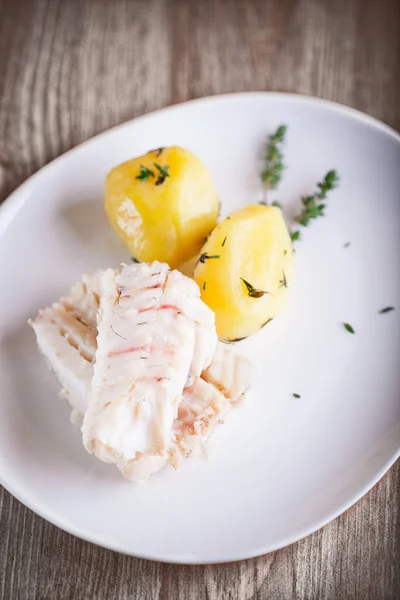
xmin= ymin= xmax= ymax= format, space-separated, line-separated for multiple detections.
xmin=105 ymin=146 xmax=219 ymax=269
xmin=193 ymin=204 xmax=293 ymax=341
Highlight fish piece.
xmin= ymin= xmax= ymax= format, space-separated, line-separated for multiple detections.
xmin=82 ymin=262 xmax=217 ymax=463
xmin=119 ymin=351 xmax=252 ymax=482
xmin=28 ymin=272 xmax=101 ymax=415
xmin=30 ymin=269 xmax=251 ymax=482
xmin=202 ymin=342 xmax=252 ymax=402
xmin=118 ymin=377 xmax=230 ymax=481
xmin=63 ymin=272 xmax=101 ymax=326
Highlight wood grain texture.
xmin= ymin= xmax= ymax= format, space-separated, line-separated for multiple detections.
xmin=0 ymin=0 xmax=399 ymax=598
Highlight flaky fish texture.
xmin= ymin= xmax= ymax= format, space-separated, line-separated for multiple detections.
xmin=30 ymin=264 xmax=252 ymax=482
xmin=29 ymin=272 xmax=100 ymax=416
xmin=82 ymin=262 xmax=217 ymax=463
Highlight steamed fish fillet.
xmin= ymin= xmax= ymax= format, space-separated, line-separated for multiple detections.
xmin=202 ymin=341 xmax=250 ymax=403
xmin=82 ymin=262 xmax=218 ymax=463
xmin=119 ymin=377 xmax=231 ymax=481
xmin=120 ymin=345 xmax=252 ymax=481
xmin=30 ymin=268 xmax=252 ymax=482
xmin=28 ymin=273 xmax=100 ymax=415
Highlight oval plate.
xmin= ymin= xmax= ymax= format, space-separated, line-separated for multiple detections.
xmin=0 ymin=93 xmax=399 ymax=564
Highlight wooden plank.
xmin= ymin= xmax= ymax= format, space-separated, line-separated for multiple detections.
xmin=0 ymin=0 xmax=399 ymax=598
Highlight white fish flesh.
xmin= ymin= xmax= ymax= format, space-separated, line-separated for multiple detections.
xmin=29 ymin=273 xmax=100 ymax=415
xmin=81 ymin=262 xmax=217 ymax=463
xmin=30 ymin=266 xmax=252 ymax=482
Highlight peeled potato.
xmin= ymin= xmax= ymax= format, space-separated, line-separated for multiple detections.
xmin=193 ymin=204 xmax=293 ymax=341
xmin=105 ymin=146 xmax=220 ymax=269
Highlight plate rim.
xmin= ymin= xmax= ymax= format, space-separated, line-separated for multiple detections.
xmin=0 ymin=91 xmax=399 ymax=564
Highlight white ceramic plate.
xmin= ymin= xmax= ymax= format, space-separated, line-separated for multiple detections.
xmin=0 ymin=93 xmax=399 ymax=564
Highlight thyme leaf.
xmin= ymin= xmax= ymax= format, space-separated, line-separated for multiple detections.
xmin=260 ymin=318 xmax=273 ymax=329
xmin=379 ymin=307 xmax=395 ymax=314
xmin=240 ymin=277 xmax=269 ymax=298
xmin=154 ymin=163 xmax=170 ymax=186
xmin=110 ymin=324 xmax=127 ymax=340
xmin=220 ymin=336 xmax=247 ymax=344
xmin=279 ymin=271 xmax=288 ymax=289
xmin=296 ymin=170 xmax=339 ymax=227
xmin=136 ymin=165 xmax=154 ymax=181
xmin=198 ymin=253 xmax=220 ymax=264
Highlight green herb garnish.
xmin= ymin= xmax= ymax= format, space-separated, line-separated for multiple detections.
xmin=290 ymin=230 xmax=300 ymax=242
xmin=154 ymin=163 xmax=170 ymax=186
xmin=221 ymin=236 xmax=227 ymax=247
xmin=293 ymin=393 xmax=301 ymax=398
xmin=260 ymin=318 xmax=273 ymax=329
xmin=221 ymin=336 xmax=247 ymax=344
xmin=203 ymin=281 xmax=206 ymax=290
xmin=296 ymin=170 xmax=339 ymax=227
xmin=261 ymin=125 xmax=287 ymax=190
xmin=136 ymin=165 xmax=154 ymax=181
xmin=279 ymin=271 xmax=288 ymax=289
xmin=343 ymin=322 xmax=355 ymax=334
xmin=198 ymin=253 xmax=220 ymax=264
xmin=148 ymin=147 xmax=164 ymax=157
xmin=379 ymin=307 xmax=395 ymax=314
xmin=110 ymin=324 xmax=127 ymax=340
xmin=272 ymin=201 xmax=282 ymax=209
xmin=240 ymin=277 xmax=269 ymax=298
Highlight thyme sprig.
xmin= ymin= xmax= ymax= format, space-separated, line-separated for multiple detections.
xmin=261 ymin=125 xmax=287 ymax=191
xmin=291 ymin=170 xmax=339 ymax=240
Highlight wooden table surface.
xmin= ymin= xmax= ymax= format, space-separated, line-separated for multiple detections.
xmin=1 ymin=0 xmax=399 ymax=598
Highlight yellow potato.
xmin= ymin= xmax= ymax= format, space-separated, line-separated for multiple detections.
xmin=105 ymin=146 xmax=219 ymax=269
xmin=193 ymin=204 xmax=293 ymax=341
